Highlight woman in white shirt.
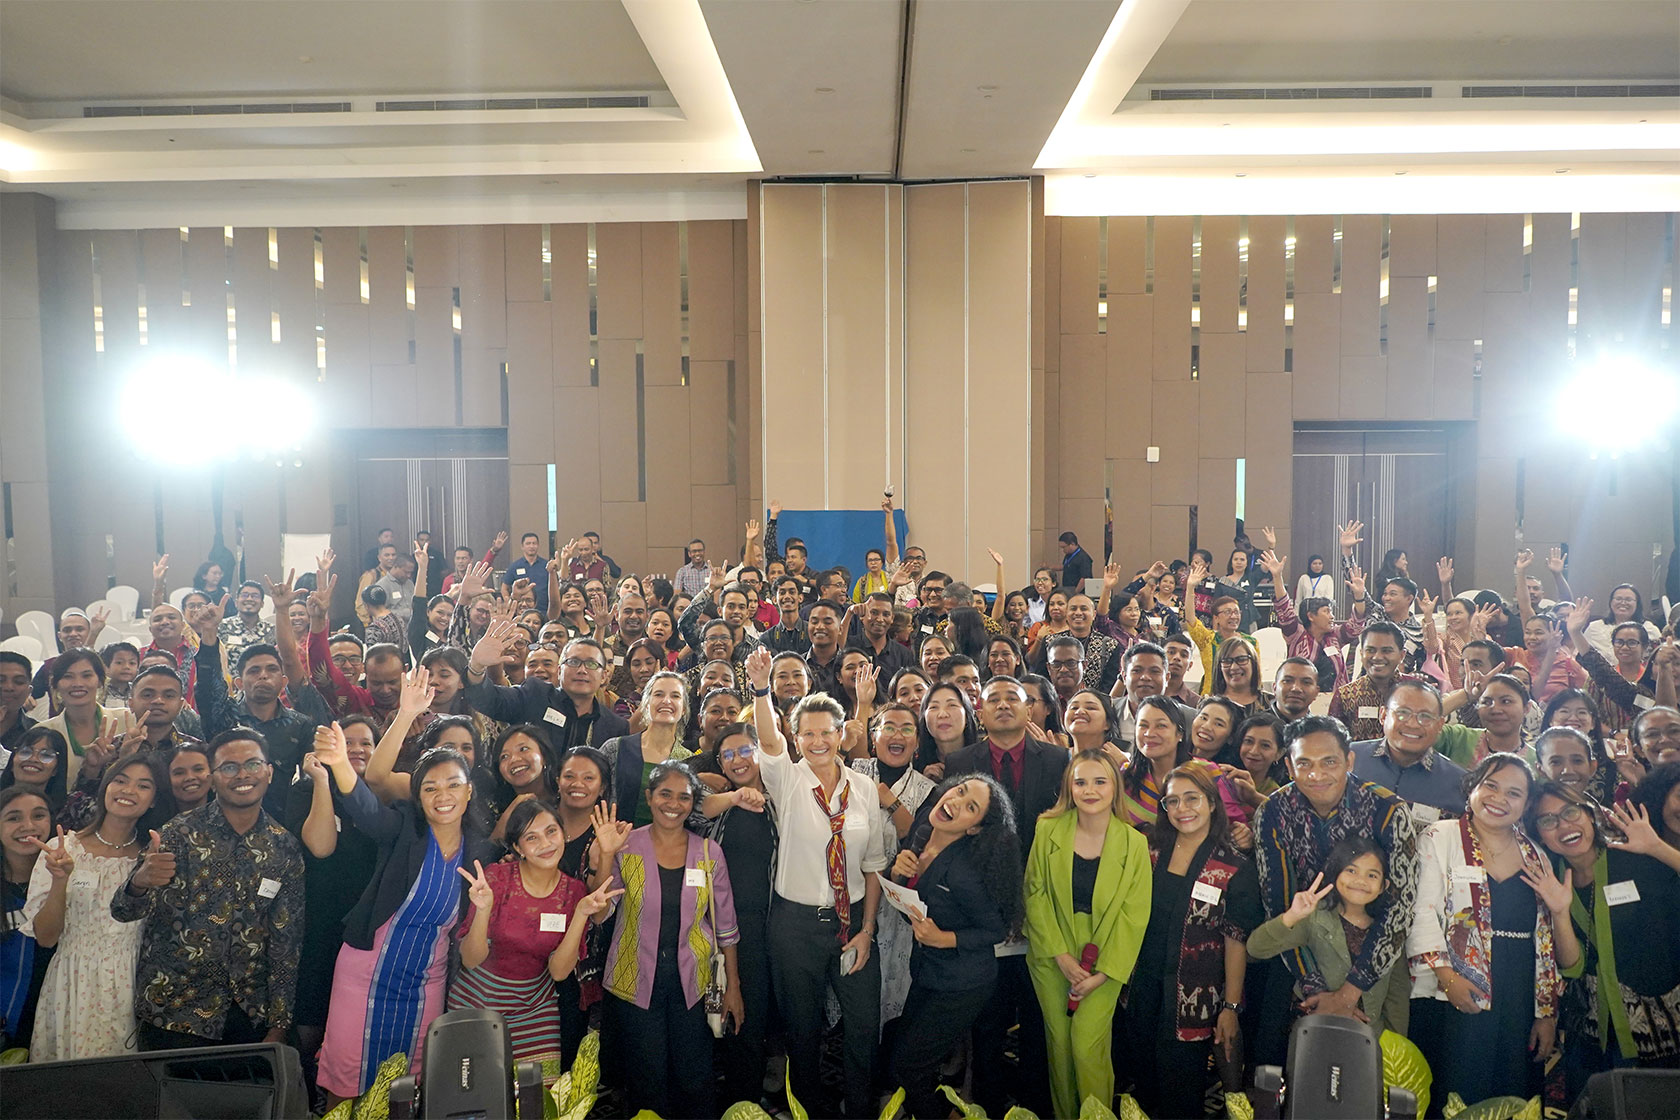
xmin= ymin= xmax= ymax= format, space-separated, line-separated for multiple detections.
xmin=745 ymin=647 xmax=887 ymax=1120
xmin=1581 ymin=584 xmax=1662 ymax=661
xmin=1294 ymin=555 xmax=1335 ymax=606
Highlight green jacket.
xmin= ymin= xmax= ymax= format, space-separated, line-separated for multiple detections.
xmin=1023 ymin=810 xmax=1151 ymax=982
xmin=1248 ymin=908 xmax=1402 ymax=1033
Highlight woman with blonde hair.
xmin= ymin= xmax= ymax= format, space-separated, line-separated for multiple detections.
xmin=600 ymin=671 xmax=695 ymax=828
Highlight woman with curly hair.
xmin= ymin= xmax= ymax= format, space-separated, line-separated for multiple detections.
xmin=887 ymin=772 xmax=1023 ymax=1120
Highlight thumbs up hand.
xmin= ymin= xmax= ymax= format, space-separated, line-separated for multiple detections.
xmin=132 ymin=829 xmax=177 ymax=889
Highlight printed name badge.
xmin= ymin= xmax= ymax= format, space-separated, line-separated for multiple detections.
xmin=540 ymin=912 xmax=567 ymax=933
xmin=1633 ymin=694 xmax=1656 ymax=711
xmin=257 ymin=878 xmax=281 ymax=899
xmin=1358 ymin=706 xmax=1380 ymax=720
xmin=1604 ymin=881 xmax=1642 ymax=906
xmin=427 ymin=631 xmax=441 ymax=643
xmin=390 ymin=593 xmax=402 ymax=604
xmin=543 ymin=708 xmax=568 ymax=728
xmin=920 ymin=625 xmax=934 ymax=634
xmin=1451 ymin=866 xmax=1486 ymax=886
xmin=1411 ymin=804 xmax=1443 ymax=824
xmin=1191 ymin=880 xmax=1223 ymax=906
xmin=685 ymin=867 xmax=706 ymax=888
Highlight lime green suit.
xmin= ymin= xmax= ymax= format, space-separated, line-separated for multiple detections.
xmin=1023 ymin=811 xmax=1151 ymax=1119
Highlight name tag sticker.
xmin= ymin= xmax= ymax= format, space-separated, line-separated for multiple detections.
xmin=70 ymin=872 xmax=96 ymax=892
xmin=994 ymin=937 xmax=1029 ymax=958
xmin=613 ymin=655 xmax=625 ymax=667
xmin=1605 ymin=881 xmax=1641 ymax=906
xmin=1633 ymin=694 xmax=1656 ymax=711
xmin=1411 ymin=804 xmax=1442 ymax=824
xmin=543 ymin=708 xmax=568 ymax=728
xmin=335 ymin=816 xmax=343 ymax=833
xmin=1191 ymin=880 xmax=1223 ymax=905
xmin=539 ymin=912 xmax=567 ymax=933
xmin=427 ymin=631 xmax=441 ymax=643
xmin=685 ymin=867 xmax=706 ymax=888
xmin=258 ymin=878 xmax=281 ymax=899
xmin=920 ymin=625 xmax=934 ymax=635
xmin=1451 ymin=866 xmax=1486 ymax=886
xmin=1358 ymin=706 xmax=1380 ymax=719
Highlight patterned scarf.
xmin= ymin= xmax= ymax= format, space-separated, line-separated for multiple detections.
xmin=813 ymin=780 xmax=852 ymax=943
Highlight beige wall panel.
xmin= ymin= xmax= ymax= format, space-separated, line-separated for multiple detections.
xmin=1432 ymin=339 xmax=1475 ymax=421
xmin=1293 ymin=216 xmax=1335 ymax=294
xmin=759 ymin=187 xmax=826 ymax=507
xmin=508 ymin=463 xmax=550 ymax=549
xmin=323 ymin=303 xmax=372 ymax=419
xmin=461 ymin=348 xmax=505 ymax=429
xmin=1385 ymin=276 xmax=1431 ymax=417
xmin=1058 ymin=215 xmax=1098 ymax=335
xmin=273 ymin=227 xmax=317 ymax=378
xmin=0 ymin=201 xmax=42 ymax=324
xmin=643 ymin=385 xmax=694 ymax=548
xmin=550 ymin=224 xmax=592 ymax=387
xmin=1479 ymin=292 xmax=1532 ymax=421
xmin=95 ymin=231 xmax=140 ymax=359
xmin=285 ymin=459 xmax=332 ymax=536
xmin=459 ymin=226 xmax=507 ymax=350
xmin=1198 ymin=458 xmax=1238 ymax=553
xmin=887 ymin=188 xmax=906 ymax=494
xmin=411 ymin=226 xmax=459 ymax=290
xmin=364 ymin=227 xmax=408 ymax=366
xmin=553 ymin=387 xmax=602 ymax=534
xmin=1108 ymin=457 xmax=1152 ymax=575
xmin=1245 ymin=216 xmax=1286 ymax=372
xmin=1105 ymin=294 xmax=1153 ymax=459
xmin=1059 ymin=334 xmax=1107 ymax=500
xmin=503 ymin=225 xmax=543 ymax=303
xmin=505 ymin=343 xmax=554 ymax=464
xmin=690 ymin=486 xmax=740 ymax=574
xmin=826 ymin=185 xmax=892 ymax=507
xmin=1338 ymin=355 xmax=1388 ymax=419
xmin=507 ymin=301 xmax=553 ymax=400
xmin=1058 ymin=498 xmax=1106 ymax=573
xmin=1150 ymin=504 xmax=1191 ymax=568
xmin=1522 ymin=454 xmax=1586 ymax=542
xmin=321 ymin=227 xmax=361 ymax=307
xmin=1527 ymin=214 xmax=1573 ymax=352
xmin=1470 ymin=460 xmax=1518 ymax=588
xmin=1243 ymin=453 xmax=1293 ymax=539
xmin=1245 ymin=373 xmax=1294 ymax=460
xmin=1110 ymin=216 xmax=1147 ymax=295
xmin=688 ymin=220 xmax=735 ymax=362
xmin=1150 ymin=379 xmax=1199 ymax=505
xmin=1484 ymin=214 xmax=1526 ymax=293
xmin=233 ymin=463 xmax=284 ymax=583
xmin=141 ymin=228 xmax=187 ymax=355
xmin=0 ymin=319 xmax=46 ymax=481
xmin=641 ymin=222 xmax=681 ymax=386
xmin=905 ymin=183 xmax=968 ymax=560
xmin=1044 ymin=217 xmax=1062 ymax=376
xmin=1435 ymin=216 xmax=1486 ymax=341
xmin=1197 ymin=333 xmax=1246 ymax=455
xmin=1291 ymin=292 xmax=1340 ymax=418
xmin=597 ymin=339 xmax=641 ymax=504
xmin=1152 ymin=216 xmax=1192 ymax=380
xmin=369 ymin=365 xmax=420 ymax=427
xmin=966 ymin=180 xmax=1033 ymax=576
xmin=1576 ymin=214 xmax=1627 ymax=345
xmin=595 ymin=223 xmax=643 ymax=342
xmin=7 ymin=482 xmax=56 ymax=602
xmin=1388 ymin=215 xmax=1437 ymax=279
xmin=413 ymin=286 xmax=455 ymax=427
xmin=1200 ymin=217 xmax=1241 ymax=334
xmin=687 ymin=360 xmax=732 ymax=486
xmin=1338 ymin=215 xmax=1382 ymax=358
xmin=745 ymin=190 xmax=760 ymax=339
xmin=1623 ymin=213 xmax=1669 ymax=332
xmin=185 ymin=227 xmax=230 ymax=352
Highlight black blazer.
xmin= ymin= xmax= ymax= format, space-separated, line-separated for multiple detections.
xmin=941 ymin=737 xmax=1069 ymax=856
xmin=460 ymin=678 xmax=630 ymax=753
xmin=337 ymin=776 xmax=501 ymax=951
xmin=906 ymin=837 xmax=1008 ymax=991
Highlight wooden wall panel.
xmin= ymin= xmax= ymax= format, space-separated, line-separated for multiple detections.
xmin=412 ymin=284 xmax=455 ymax=426
xmin=550 ymin=224 xmax=591 ymax=387
xmin=273 ymin=227 xmax=317 ymax=381
xmin=1059 ymin=334 xmax=1106 ymax=500
xmin=1197 ymin=458 xmax=1237 ymax=556
xmin=459 ymin=226 xmax=507 ymax=350
xmin=688 ymin=220 xmax=735 ymax=362
xmin=594 ymin=223 xmax=642 ymax=342
xmin=1484 ymin=214 xmax=1525 ymax=293
xmin=1293 ymin=216 xmax=1335 ymax=294
xmin=141 ymin=228 xmax=187 ymax=356
xmin=905 ymin=183 xmax=967 ymax=563
xmin=1058 ymin=216 xmax=1098 ymax=335
xmin=1388 ymin=216 xmax=1437 ymax=279
xmin=503 ymin=225 xmax=542 ymax=303
xmin=1109 ymin=216 xmax=1147 ymax=295
xmin=1105 ymin=293 xmax=1152 ymax=459
xmin=688 ymin=360 xmax=732 ymax=486
xmin=1435 ymin=216 xmax=1486 ymax=341
xmin=364 ymin=227 xmax=407 ymax=367
xmin=553 ymin=387 xmax=602 ymax=537
xmin=640 ymin=222 xmax=681 ymax=386
xmin=1107 ymin=457 xmax=1151 ymax=576
xmin=596 ymin=339 xmax=641 ymax=505
xmin=642 ymin=384 xmax=693 ymax=548
xmin=1197 ymin=332 xmax=1245 ymax=455
xmin=185 ymin=227 xmax=229 ymax=355
xmin=1200 ymin=217 xmax=1240 ymax=334
xmin=1150 ymin=380 xmax=1198 ymax=505
xmin=825 ymin=185 xmax=891 ymax=509
xmin=1386 ymin=276 xmax=1431 ymax=416
xmin=1245 ymin=216 xmax=1286 ymax=372
xmin=1338 ymin=215 xmax=1382 ymax=359
xmin=1291 ymin=292 xmax=1340 ymax=418
xmin=1152 ymin=216 xmax=1193 ymax=380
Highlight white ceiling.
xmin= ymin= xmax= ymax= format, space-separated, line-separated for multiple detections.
xmin=0 ymin=0 xmax=1674 ymax=225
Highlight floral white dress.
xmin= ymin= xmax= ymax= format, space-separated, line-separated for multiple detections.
xmin=21 ymin=833 xmax=143 ymax=1061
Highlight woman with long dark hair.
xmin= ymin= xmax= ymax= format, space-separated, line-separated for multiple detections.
xmin=915 ymin=681 xmax=981 ymax=781
xmin=984 ymin=634 xmax=1027 ymax=683
xmin=1120 ymin=696 xmax=1192 ymax=829
xmin=888 ymin=773 xmax=1023 ymax=1120
xmin=1020 ymin=673 xmax=1068 ymax=749
xmin=1540 ymin=694 xmax=1620 ymax=805
xmin=1189 ymin=696 xmax=1246 ymax=768
xmin=945 ymin=607 xmax=991 ymax=663
xmin=0 ymin=786 xmax=54 ymax=1050
xmin=1124 ymin=764 xmax=1262 ymax=1120
xmin=1211 ymin=638 xmax=1266 ymax=715
xmin=552 ymin=744 xmax=614 ymax=1066
xmin=484 ymin=724 xmax=561 ymax=844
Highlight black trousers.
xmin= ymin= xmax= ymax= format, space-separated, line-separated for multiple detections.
xmin=891 ymin=980 xmax=993 ymax=1120
xmin=719 ymin=908 xmax=773 ymax=1107
xmin=608 ymin=953 xmax=715 ymax=1119
xmin=769 ymin=898 xmax=880 ymax=1119
xmin=556 ymin=974 xmax=589 ymax=1071
xmin=970 ymin=953 xmax=1053 ymax=1116
xmin=137 ymin=1001 xmax=267 ymax=1051
xmin=1120 ymin=970 xmax=1213 ymax=1120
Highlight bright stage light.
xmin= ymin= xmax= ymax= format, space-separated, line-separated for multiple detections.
xmin=1561 ymin=355 xmax=1678 ymax=457
xmin=120 ymin=356 xmax=317 ymax=465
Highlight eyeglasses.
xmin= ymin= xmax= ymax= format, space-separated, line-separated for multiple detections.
xmin=1533 ymin=803 xmax=1588 ymax=832
xmin=13 ymin=744 xmax=59 ymax=761
xmin=1048 ymin=658 xmax=1083 ymax=669
xmin=719 ymin=745 xmax=756 ymax=763
xmin=1610 ymin=638 xmax=1646 ymax=649
xmin=214 ymin=759 xmax=268 ymax=778
xmin=1218 ymin=656 xmax=1253 ymax=666
xmin=560 ymin=656 xmax=605 ymax=670
xmin=1639 ymin=723 xmax=1680 ymax=743
xmin=1388 ymin=708 xmax=1441 ymax=726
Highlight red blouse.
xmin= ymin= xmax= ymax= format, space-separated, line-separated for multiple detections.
xmin=457 ymin=860 xmax=589 ymax=981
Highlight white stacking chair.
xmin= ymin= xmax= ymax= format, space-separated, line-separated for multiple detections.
xmin=1251 ymin=626 xmax=1287 ymax=675
xmin=168 ymin=587 xmax=192 ymax=611
xmin=14 ymin=610 xmax=57 ymax=658
xmin=0 ymin=635 xmax=43 ymax=662
xmin=86 ymin=598 xmax=119 ymax=626
xmin=106 ymin=585 xmax=141 ymax=620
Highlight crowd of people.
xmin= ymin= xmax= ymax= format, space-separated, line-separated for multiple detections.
xmin=2 ymin=499 xmax=1678 ymax=1120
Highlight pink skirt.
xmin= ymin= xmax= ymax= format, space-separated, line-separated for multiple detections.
xmin=316 ymin=913 xmax=450 ymax=1099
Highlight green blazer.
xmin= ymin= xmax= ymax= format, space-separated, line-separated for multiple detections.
xmin=1023 ymin=810 xmax=1151 ymax=982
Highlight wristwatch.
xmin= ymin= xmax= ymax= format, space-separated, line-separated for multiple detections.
xmin=751 ymin=685 xmax=771 ymax=697
xmin=1221 ymin=1001 xmax=1243 ymax=1013
xmin=885 ymin=799 xmax=904 ymax=815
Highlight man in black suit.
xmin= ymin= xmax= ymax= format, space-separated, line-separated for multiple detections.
xmin=940 ymin=675 xmax=1066 ymax=1116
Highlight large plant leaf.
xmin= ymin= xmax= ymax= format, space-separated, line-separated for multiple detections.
xmin=1002 ymin=1109 xmax=1042 ymax=1120
xmin=877 ymin=1087 xmax=906 ymax=1120
xmin=1443 ymin=1093 xmax=1534 ymax=1120
xmin=1380 ymin=1028 xmax=1432 ymax=1119
xmin=1116 ymin=1094 xmax=1150 ymax=1120
xmin=940 ymin=1085 xmax=989 ymax=1118
xmin=1080 ymin=1094 xmax=1122 ymax=1120
xmin=721 ymin=1102 xmax=776 ymax=1120
xmin=351 ymin=1051 xmax=411 ymax=1120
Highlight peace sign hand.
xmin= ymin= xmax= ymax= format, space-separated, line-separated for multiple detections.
xmin=153 ymin=554 xmax=170 ymax=582
xmin=458 ymin=860 xmax=494 ymax=913
xmin=1282 ymin=872 xmax=1334 ymax=927
xmin=35 ymin=826 xmax=75 ymax=881
xmin=574 ymin=875 xmax=625 ymax=921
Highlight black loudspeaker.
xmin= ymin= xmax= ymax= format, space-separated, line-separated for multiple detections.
xmin=416 ymin=1008 xmax=516 ymax=1120
xmin=0 ymin=1043 xmax=309 ymax=1119
xmin=1282 ymin=1013 xmax=1387 ymax=1119
xmin=1568 ymin=1068 xmax=1680 ymax=1119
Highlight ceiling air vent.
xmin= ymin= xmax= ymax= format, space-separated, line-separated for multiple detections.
xmin=1151 ymin=86 xmax=1431 ymax=101
xmin=1463 ymin=83 xmax=1680 ymax=98
xmin=83 ymin=102 xmax=350 ymax=117
xmin=374 ymin=95 xmax=650 ymax=111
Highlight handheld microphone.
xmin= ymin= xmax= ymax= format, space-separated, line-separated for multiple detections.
xmin=1067 ymin=943 xmax=1100 ymax=1016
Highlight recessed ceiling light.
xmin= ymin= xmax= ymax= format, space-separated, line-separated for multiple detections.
xmin=1234 ymin=172 xmax=1247 ymax=178
xmin=961 ymin=147 xmax=976 ymax=153
xmin=1395 ymin=169 xmax=1408 ymax=176
xmin=1556 ymin=168 xmax=1571 ymax=174
xmin=815 ymin=87 xmax=834 ymax=94
xmin=298 ymin=55 xmax=313 ymax=63
xmin=1084 ymin=173 xmax=1097 ymax=179
xmin=978 ymin=85 xmax=998 ymax=93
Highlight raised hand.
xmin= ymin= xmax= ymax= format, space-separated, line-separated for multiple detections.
xmin=1188 ymin=556 xmax=1210 ymax=583
xmin=317 ymin=547 xmax=336 ymax=575
xmin=299 ymin=752 xmax=328 ymax=784
xmin=469 ymin=618 xmax=519 ymax=673
xmin=1259 ymin=550 xmax=1286 ymax=581
xmin=1514 ymin=548 xmax=1534 ymax=573
xmin=37 ymin=826 xmax=75 ymax=881
xmin=193 ymin=593 xmax=229 ymax=638
xmin=1437 ymin=557 xmax=1454 ymax=585
xmin=1417 ymin=588 xmax=1438 ymax=618
xmin=708 ymin=562 xmax=727 ymax=594
xmin=1607 ymin=802 xmax=1669 ymax=857
xmin=590 ymin=803 xmax=631 ymax=859
xmin=1520 ymin=856 xmax=1574 ymax=916
xmin=575 ymin=875 xmax=625 ymax=920
xmin=81 ymin=725 xmax=116 ymax=778
xmin=399 ymin=665 xmax=435 ymax=717
xmin=854 ymin=662 xmax=879 ymax=709
xmin=510 ymin=577 xmax=534 ymax=600
xmin=457 ymin=860 xmax=494 ymax=913
xmin=1259 ymin=525 xmax=1277 ymax=550
xmin=990 ymin=548 xmax=1007 ymax=569
xmin=116 ymin=723 xmax=148 ymax=759
xmin=1282 ymin=872 xmax=1334 ymax=927
xmin=1547 ymin=547 xmax=1567 ymax=576
xmin=263 ymin=569 xmax=299 ymax=610
xmin=308 ymin=573 xmax=337 ymax=620
xmin=152 ymin=554 xmax=170 ymax=583
xmin=745 ymin=519 xmax=762 ymax=542
xmin=132 ymin=830 xmax=177 ymax=889
xmin=312 ymin=723 xmax=349 ymax=770
xmin=560 ymin=537 xmax=579 ymax=562
xmin=413 ymin=541 xmax=429 ymax=569
xmin=1346 ymin=564 xmax=1366 ymax=602
xmin=744 ymin=646 xmax=772 ymax=693
xmin=1101 ymin=560 xmax=1120 ymax=589
xmin=1566 ymin=598 xmax=1594 ymax=637
xmin=1470 ymin=602 xmax=1496 ymax=638
xmin=768 ymin=500 xmax=782 ymax=520
xmin=1337 ymin=520 xmax=1364 ymax=552
xmin=458 ymin=560 xmax=493 ymax=601
xmin=491 ymin=531 xmax=509 ymax=552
